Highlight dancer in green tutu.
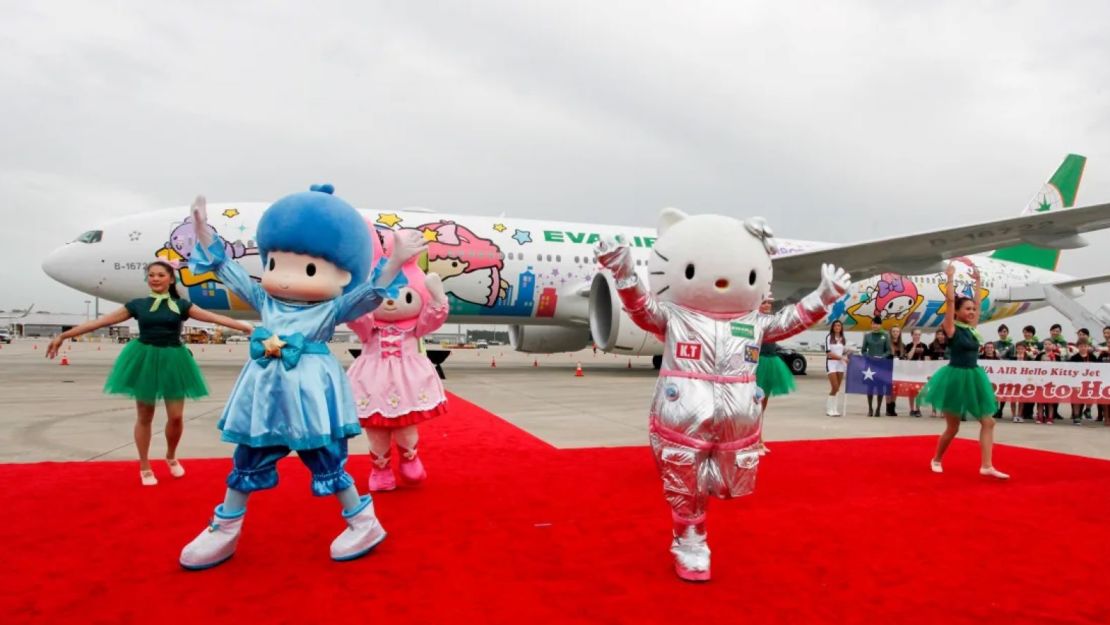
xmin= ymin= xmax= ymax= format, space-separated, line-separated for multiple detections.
xmin=919 ymin=263 xmax=1008 ymax=479
xmin=46 ymin=260 xmax=253 ymax=486
xmin=754 ymin=298 xmax=796 ymax=455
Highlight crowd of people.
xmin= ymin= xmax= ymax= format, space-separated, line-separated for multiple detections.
xmin=828 ymin=320 xmax=1110 ymax=425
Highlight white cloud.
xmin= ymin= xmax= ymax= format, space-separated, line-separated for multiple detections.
xmin=2 ymin=0 xmax=1110 ymax=316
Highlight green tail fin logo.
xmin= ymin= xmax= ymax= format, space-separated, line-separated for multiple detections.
xmin=990 ymin=154 xmax=1086 ymax=271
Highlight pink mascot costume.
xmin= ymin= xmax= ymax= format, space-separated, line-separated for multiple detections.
xmin=346 ymin=233 xmax=450 ymax=492
xmin=595 ymin=208 xmax=850 ymax=582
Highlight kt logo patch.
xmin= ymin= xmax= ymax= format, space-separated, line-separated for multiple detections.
xmin=675 ymin=342 xmax=702 ymax=360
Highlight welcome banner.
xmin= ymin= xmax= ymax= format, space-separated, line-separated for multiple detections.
xmin=845 ymin=356 xmax=1110 ymax=404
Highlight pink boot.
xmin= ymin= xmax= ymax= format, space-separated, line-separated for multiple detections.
xmin=671 ymin=512 xmax=710 ymax=582
xmin=397 ymin=446 xmax=427 ymax=486
xmin=367 ymin=451 xmax=395 ymax=492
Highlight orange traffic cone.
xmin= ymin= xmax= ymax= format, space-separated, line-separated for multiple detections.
xmin=575 ymin=362 xmax=584 ymax=377
xmin=627 ymin=359 xmax=632 ymax=369
xmin=491 ymin=358 xmax=497 ymax=368
xmin=532 ymin=359 xmax=538 ymax=367
xmin=60 ymin=356 xmax=70 ymax=366
xmin=33 ymin=344 xmax=38 ymax=350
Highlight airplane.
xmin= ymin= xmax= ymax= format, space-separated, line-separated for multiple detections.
xmin=41 ymin=154 xmax=1110 ymax=369
xmin=0 ymin=304 xmax=35 ymax=321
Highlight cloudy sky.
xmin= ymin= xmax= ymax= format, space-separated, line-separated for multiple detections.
xmin=3 ymin=0 xmax=1110 ymax=334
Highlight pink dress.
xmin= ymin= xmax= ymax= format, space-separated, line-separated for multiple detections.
xmin=346 ymin=301 xmax=449 ymax=428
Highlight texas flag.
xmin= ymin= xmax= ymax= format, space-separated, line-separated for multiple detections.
xmin=846 ymin=356 xmax=893 ymax=395
xmin=846 ymin=356 xmax=941 ymax=397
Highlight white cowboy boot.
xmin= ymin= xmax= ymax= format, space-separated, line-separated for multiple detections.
xmin=331 ymin=495 xmax=387 ymax=561
xmin=180 ymin=505 xmax=245 ymax=570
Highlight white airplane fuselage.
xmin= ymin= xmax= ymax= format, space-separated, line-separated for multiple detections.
xmin=42 ymin=204 xmax=1070 ymax=353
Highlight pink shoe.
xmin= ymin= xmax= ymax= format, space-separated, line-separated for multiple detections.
xmin=397 ymin=447 xmax=427 ymax=486
xmin=368 ymin=451 xmax=395 ymax=492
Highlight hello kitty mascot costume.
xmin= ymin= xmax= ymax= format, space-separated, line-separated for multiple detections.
xmin=178 ymin=186 xmax=426 ymax=570
xmin=346 ymin=236 xmax=450 ymax=492
xmin=596 ymin=208 xmax=850 ymax=582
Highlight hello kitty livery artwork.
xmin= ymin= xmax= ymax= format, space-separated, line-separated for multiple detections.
xmin=178 ymin=185 xmax=426 ymax=571
xmin=346 ymin=232 xmax=450 ymax=493
xmin=873 ymin=272 xmax=922 ymax=323
xmin=595 ymin=208 xmax=850 ymax=582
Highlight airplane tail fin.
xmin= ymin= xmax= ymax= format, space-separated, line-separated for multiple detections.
xmin=990 ymin=154 xmax=1086 ymax=271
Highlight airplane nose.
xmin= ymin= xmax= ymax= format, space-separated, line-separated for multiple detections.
xmin=42 ymin=244 xmax=81 ymax=290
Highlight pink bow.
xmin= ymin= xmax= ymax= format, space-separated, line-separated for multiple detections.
xmin=380 ymin=340 xmax=401 ymax=349
xmin=877 ymin=277 xmax=904 ymax=298
xmin=381 ymin=350 xmax=402 ymax=359
xmin=380 ymin=326 xmax=403 ymax=336
xmin=436 ymin=223 xmax=461 ymax=245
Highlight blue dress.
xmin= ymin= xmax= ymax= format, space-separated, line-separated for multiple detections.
xmin=191 ymin=241 xmax=404 ymax=451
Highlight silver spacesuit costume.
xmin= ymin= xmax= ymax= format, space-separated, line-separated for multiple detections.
xmin=598 ymin=242 xmax=843 ymax=579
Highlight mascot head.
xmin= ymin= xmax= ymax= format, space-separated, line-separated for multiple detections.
xmin=256 ymin=184 xmax=372 ymax=301
xmin=647 ymin=208 xmax=774 ymax=316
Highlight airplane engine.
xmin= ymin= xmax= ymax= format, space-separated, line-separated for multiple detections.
xmin=508 ymin=324 xmax=592 ymax=354
xmin=589 ymin=273 xmax=665 ymax=357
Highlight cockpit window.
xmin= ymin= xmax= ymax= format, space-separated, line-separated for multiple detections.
xmin=74 ymin=230 xmax=102 ymax=243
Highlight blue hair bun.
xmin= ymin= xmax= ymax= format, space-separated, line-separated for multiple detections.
xmin=257 ymin=186 xmax=371 ymax=293
xmin=309 ymin=183 xmax=335 ymax=195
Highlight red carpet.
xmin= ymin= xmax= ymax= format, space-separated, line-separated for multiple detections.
xmin=2 ymin=394 xmax=1109 ymax=625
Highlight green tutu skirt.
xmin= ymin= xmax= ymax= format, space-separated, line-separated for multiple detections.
xmin=917 ymin=365 xmax=997 ymax=419
xmin=756 ymin=354 xmax=796 ymax=397
xmin=104 ymin=341 xmax=209 ymax=404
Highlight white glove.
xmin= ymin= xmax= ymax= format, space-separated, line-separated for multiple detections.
xmin=424 ymin=272 xmax=447 ymax=305
xmin=390 ymin=229 xmax=428 ymax=264
xmin=191 ymin=196 xmax=213 ymax=248
xmin=818 ymin=263 xmax=851 ymax=304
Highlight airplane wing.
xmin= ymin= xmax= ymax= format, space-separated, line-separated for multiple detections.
xmin=772 ymin=201 xmax=1110 ymax=284
xmin=0 ymin=304 xmax=34 ymax=320
xmin=1050 ymin=273 xmax=1110 ymax=290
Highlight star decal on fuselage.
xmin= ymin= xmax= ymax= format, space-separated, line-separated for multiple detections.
xmin=377 ymin=213 xmax=403 ymax=227
xmin=493 ymin=223 xmax=507 ymax=233
xmin=221 ymin=208 xmax=240 ymax=219
xmin=512 ymin=229 xmax=533 ymax=245
xmin=422 ymin=229 xmax=439 ymax=242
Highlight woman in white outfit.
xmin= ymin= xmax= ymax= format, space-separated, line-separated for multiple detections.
xmin=825 ymin=320 xmax=849 ymax=416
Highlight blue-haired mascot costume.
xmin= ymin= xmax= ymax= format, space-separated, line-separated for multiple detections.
xmin=179 ymin=185 xmax=426 ymax=569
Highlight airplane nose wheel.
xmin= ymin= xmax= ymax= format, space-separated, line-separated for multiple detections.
xmin=652 ymin=355 xmax=663 ymax=370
